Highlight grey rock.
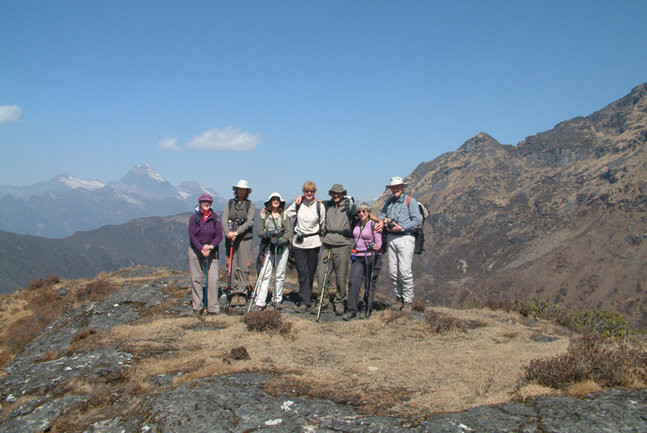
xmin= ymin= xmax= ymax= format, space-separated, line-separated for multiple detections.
xmin=1 ymin=394 xmax=88 ymax=433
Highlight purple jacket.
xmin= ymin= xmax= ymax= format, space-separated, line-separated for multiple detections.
xmin=352 ymin=220 xmax=382 ymax=256
xmin=189 ymin=210 xmax=223 ymax=254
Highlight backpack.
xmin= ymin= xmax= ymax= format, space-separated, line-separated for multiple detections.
xmin=406 ymin=196 xmax=429 ymax=255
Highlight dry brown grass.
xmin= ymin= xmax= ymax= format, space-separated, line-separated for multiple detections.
xmin=106 ymin=306 xmax=570 ymax=417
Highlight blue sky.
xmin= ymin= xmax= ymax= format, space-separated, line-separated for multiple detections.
xmin=1 ymin=1 xmax=646 ymax=202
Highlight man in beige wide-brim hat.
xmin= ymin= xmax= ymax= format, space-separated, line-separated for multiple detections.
xmin=222 ymin=179 xmax=255 ymax=307
xmin=379 ymin=177 xmax=422 ymax=311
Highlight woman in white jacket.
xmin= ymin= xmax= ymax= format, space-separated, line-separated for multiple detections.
xmin=285 ymin=181 xmax=325 ymax=311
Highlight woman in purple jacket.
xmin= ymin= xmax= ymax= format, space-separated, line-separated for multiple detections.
xmin=345 ymin=202 xmax=382 ymax=320
xmin=188 ymin=193 xmax=223 ymax=316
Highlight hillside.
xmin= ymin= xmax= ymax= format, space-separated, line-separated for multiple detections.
xmin=0 ymin=267 xmax=645 ymax=432
xmin=0 ymin=214 xmax=189 ymax=294
xmin=374 ymin=83 xmax=647 ymax=326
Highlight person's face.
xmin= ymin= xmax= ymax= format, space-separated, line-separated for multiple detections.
xmin=200 ymin=200 xmax=212 ymax=210
xmin=303 ymin=188 xmax=316 ymax=200
xmin=235 ymin=188 xmax=247 ymax=199
xmin=389 ymin=185 xmax=404 ymax=197
xmin=271 ymin=197 xmax=281 ymax=209
xmin=357 ymin=209 xmax=369 ymax=222
xmin=331 ymin=192 xmax=344 ymax=203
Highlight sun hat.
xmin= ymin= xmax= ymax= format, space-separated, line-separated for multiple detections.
xmin=198 ymin=193 xmax=213 ymax=202
xmin=264 ymin=192 xmax=286 ymax=208
xmin=385 ymin=177 xmax=407 ymax=188
xmin=328 ymin=183 xmax=347 ymax=195
xmin=232 ymin=179 xmax=252 ymax=191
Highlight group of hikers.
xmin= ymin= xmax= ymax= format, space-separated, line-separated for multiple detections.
xmin=188 ymin=177 xmax=424 ymax=320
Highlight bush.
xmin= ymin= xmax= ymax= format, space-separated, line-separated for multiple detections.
xmin=524 ymin=333 xmax=647 ymax=389
xmin=4 ymin=314 xmax=44 ymax=353
xmin=27 ymin=275 xmax=61 ymax=290
xmin=243 ymin=310 xmax=292 ymax=335
xmin=412 ymin=300 xmax=427 ymax=312
xmin=463 ymin=295 xmax=631 ymax=338
xmin=425 ymin=310 xmax=467 ymax=334
xmin=75 ymin=278 xmax=117 ymax=303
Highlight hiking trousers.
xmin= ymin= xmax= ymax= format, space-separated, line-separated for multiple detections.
xmin=254 ymin=246 xmax=290 ymax=307
xmin=188 ymin=247 xmax=220 ymax=313
xmin=293 ymin=246 xmax=320 ymax=306
xmin=317 ymin=244 xmax=351 ymax=310
xmin=347 ymin=254 xmax=382 ymax=314
xmin=227 ymin=237 xmax=252 ymax=296
xmin=385 ymin=233 xmax=415 ymax=303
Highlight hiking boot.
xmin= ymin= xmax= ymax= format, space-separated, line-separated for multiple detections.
xmin=273 ymin=301 xmax=282 ymax=311
xmin=193 ymin=309 xmax=203 ymax=317
xmin=390 ymin=300 xmax=403 ymax=311
xmin=207 ymin=310 xmax=219 ymax=316
xmin=333 ymin=304 xmax=344 ymax=316
xmin=402 ymin=302 xmax=412 ymax=312
xmin=250 ymin=304 xmax=264 ymax=312
xmin=342 ymin=311 xmax=356 ymax=321
xmin=296 ymin=304 xmax=310 ymax=313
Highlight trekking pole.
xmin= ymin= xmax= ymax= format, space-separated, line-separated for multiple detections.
xmin=365 ymin=249 xmax=376 ymax=319
xmin=316 ymin=249 xmax=332 ymax=322
xmin=225 ymin=243 xmax=234 ymax=310
xmin=203 ymin=256 xmax=210 ymax=314
xmin=247 ymin=249 xmax=271 ymax=313
xmin=272 ymin=244 xmax=278 ymax=307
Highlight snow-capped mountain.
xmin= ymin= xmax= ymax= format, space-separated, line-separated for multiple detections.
xmin=0 ymin=164 xmax=226 ymax=238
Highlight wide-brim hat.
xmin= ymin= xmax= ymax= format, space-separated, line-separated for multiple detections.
xmin=198 ymin=193 xmax=213 ymax=203
xmin=232 ymin=179 xmax=252 ymax=192
xmin=264 ymin=192 xmax=286 ymax=208
xmin=386 ymin=177 xmax=407 ymax=188
xmin=328 ymin=183 xmax=347 ymax=195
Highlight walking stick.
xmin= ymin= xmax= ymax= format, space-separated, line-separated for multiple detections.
xmin=248 ymin=248 xmax=271 ymax=313
xmin=272 ymin=245 xmax=279 ymax=307
xmin=203 ymin=256 xmax=210 ymax=313
xmin=316 ymin=249 xmax=332 ymax=322
xmin=225 ymin=242 xmax=234 ymax=309
xmin=365 ymin=249 xmax=376 ymax=319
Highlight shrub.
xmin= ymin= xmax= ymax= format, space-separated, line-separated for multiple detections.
xmin=524 ymin=333 xmax=647 ymax=389
xmin=425 ymin=310 xmax=467 ymax=334
xmin=412 ymin=300 xmax=427 ymax=312
xmin=463 ymin=295 xmax=631 ymax=338
xmin=75 ymin=278 xmax=117 ymax=303
xmin=243 ymin=310 xmax=292 ymax=335
xmin=4 ymin=314 xmax=44 ymax=353
xmin=27 ymin=275 xmax=61 ymax=290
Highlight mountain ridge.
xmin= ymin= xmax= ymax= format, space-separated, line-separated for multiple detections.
xmin=0 ymin=163 xmax=226 ymax=238
xmin=375 ymin=82 xmax=647 ymax=326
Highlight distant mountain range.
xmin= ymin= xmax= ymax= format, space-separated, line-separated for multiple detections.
xmin=0 ymin=164 xmax=227 ymax=238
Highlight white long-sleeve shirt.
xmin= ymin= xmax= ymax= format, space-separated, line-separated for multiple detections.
xmin=285 ymin=199 xmax=325 ymax=249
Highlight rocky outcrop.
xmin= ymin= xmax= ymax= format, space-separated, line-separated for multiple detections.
xmin=1 ymin=267 xmax=645 ymax=432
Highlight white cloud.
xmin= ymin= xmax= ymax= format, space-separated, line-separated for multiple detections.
xmin=185 ymin=127 xmax=262 ymax=151
xmin=0 ymin=105 xmax=23 ymax=124
xmin=158 ymin=137 xmax=178 ymax=150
